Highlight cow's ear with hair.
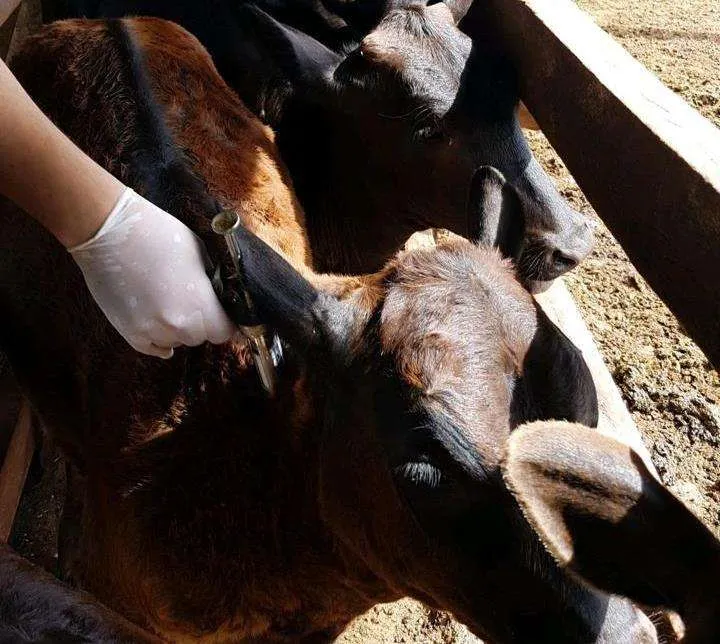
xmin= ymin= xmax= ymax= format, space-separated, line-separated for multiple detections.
xmin=228 ymin=224 xmax=350 ymax=353
xmin=234 ymin=4 xmax=342 ymax=122
xmin=504 ymin=421 xmax=720 ymax=635
xmin=467 ymin=166 xmax=525 ymax=260
xmin=426 ymin=0 xmax=473 ymax=25
xmin=443 ymin=0 xmax=473 ymax=24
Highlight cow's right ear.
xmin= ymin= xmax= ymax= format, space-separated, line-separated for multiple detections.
xmin=226 ymin=223 xmax=351 ymax=353
xmin=235 ymin=5 xmax=342 ymax=119
xmin=504 ymin=421 xmax=720 ymax=630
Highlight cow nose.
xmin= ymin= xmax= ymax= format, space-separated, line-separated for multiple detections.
xmin=551 ymin=249 xmax=579 ymax=273
xmin=599 ymin=600 xmax=659 ymax=644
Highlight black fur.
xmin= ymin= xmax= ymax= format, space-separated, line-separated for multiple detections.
xmin=57 ymin=0 xmax=593 ymax=281
xmin=511 ymin=309 xmax=599 ymax=429
xmin=0 ymin=545 xmax=157 ymax=642
xmin=107 ymin=19 xmax=221 ymax=234
xmin=108 ymin=19 xmax=328 ymax=342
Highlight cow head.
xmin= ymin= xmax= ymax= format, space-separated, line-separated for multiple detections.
xmin=504 ymin=422 xmax=720 ymax=644
xmin=314 ymin=252 xmax=657 ymax=643
xmin=235 ymin=2 xmax=594 ymax=284
xmin=228 ymin=194 xmax=660 ymax=643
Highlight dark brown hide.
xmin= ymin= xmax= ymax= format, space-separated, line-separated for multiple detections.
xmin=0 ymin=18 xmax=653 ymax=644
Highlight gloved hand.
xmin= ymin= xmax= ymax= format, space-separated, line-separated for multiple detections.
xmin=69 ymin=187 xmax=235 ymax=358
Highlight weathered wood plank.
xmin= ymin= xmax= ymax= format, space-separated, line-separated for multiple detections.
xmin=517 ymin=101 xmax=539 ymax=131
xmin=0 ymin=400 xmax=35 ymax=542
xmin=481 ymin=0 xmax=720 ymax=368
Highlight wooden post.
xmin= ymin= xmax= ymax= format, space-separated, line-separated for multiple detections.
xmin=0 ymin=400 xmax=35 ymax=542
xmin=475 ymin=0 xmax=720 ymax=368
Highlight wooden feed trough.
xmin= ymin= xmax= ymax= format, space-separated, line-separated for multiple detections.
xmin=0 ymin=0 xmax=716 ymax=582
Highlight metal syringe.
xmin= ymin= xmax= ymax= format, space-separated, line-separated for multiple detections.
xmin=211 ymin=210 xmax=282 ymax=396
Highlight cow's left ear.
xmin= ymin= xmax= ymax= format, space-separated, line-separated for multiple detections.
xmin=224 ymin=222 xmax=351 ymax=353
xmin=427 ymin=0 xmax=473 ymax=24
xmin=515 ymin=308 xmax=598 ymax=427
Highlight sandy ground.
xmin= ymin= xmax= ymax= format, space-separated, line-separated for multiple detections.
xmin=3 ymin=1 xmax=718 ymax=642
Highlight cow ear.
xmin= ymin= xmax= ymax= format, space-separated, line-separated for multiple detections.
xmin=467 ymin=166 xmax=525 ymax=260
xmin=223 ymin=222 xmax=351 ymax=352
xmin=427 ymin=0 xmax=473 ymax=24
xmin=236 ymin=5 xmax=342 ymax=118
xmin=515 ymin=307 xmax=598 ymax=427
xmin=504 ymin=422 xmax=720 ymax=619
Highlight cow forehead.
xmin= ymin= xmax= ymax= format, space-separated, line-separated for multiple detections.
xmin=364 ymin=4 xmax=471 ymax=59
xmin=377 ymin=242 xmax=537 ymax=391
xmin=359 ymin=5 xmax=472 ymax=106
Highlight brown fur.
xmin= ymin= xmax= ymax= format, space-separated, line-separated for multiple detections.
xmin=128 ymin=19 xmax=312 ymax=270
xmin=5 ymin=19 xmax=371 ymax=638
xmin=0 ymin=18 xmax=647 ymax=643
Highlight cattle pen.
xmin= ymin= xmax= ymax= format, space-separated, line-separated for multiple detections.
xmin=1 ymin=0 xmax=719 ymax=642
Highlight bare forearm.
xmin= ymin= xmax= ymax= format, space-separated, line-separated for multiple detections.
xmin=0 ymin=58 xmax=123 ymax=247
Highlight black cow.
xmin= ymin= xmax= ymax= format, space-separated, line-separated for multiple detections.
xmin=0 ymin=544 xmax=159 ymax=642
xmin=56 ymin=0 xmax=595 ymax=283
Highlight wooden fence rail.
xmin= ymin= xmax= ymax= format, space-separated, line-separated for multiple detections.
xmin=478 ymin=0 xmax=720 ymax=369
xmin=0 ymin=0 xmax=21 ymax=26
xmin=0 ymin=400 xmax=34 ymax=542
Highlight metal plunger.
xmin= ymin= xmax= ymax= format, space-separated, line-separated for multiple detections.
xmin=211 ymin=210 xmax=282 ymax=396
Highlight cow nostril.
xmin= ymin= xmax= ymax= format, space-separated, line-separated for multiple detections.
xmin=551 ymin=250 xmax=578 ymax=272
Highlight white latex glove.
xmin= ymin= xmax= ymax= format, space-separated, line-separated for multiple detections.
xmin=69 ymin=187 xmax=235 ymax=358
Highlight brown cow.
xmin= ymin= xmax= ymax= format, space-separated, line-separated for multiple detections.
xmin=0 ymin=17 xmax=687 ymax=643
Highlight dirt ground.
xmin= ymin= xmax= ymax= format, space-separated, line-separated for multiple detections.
xmin=4 ymin=0 xmax=719 ymax=642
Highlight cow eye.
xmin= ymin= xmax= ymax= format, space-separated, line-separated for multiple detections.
xmin=414 ymin=122 xmax=446 ymax=143
xmin=394 ymin=460 xmax=444 ymax=488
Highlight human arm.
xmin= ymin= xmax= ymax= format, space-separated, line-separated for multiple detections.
xmin=0 ymin=59 xmax=235 ymax=357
